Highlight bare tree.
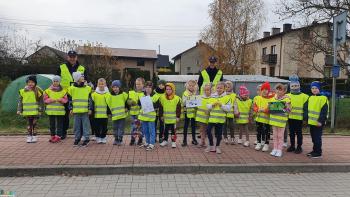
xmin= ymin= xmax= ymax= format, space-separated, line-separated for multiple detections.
xmin=201 ymin=0 xmax=264 ymax=74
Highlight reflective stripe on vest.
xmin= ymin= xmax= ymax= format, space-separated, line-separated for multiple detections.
xmin=68 ymin=86 xmax=91 ymax=113
xmin=44 ymin=89 xmax=66 ymax=116
xmin=107 ymin=92 xmax=128 ymax=121
xmin=160 ymin=95 xmax=181 ymax=124
xmin=307 ymin=95 xmax=328 ymax=126
xmin=92 ymin=92 xmax=109 ymax=118
xmin=20 ymin=89 xmax=39 ymax=116
xmin=182 ymin=91 xmax=197 ymax=118
xmin=236 ymin=99 xmax=252 ymax=124
xmin=254 ymin=96 xmax=272 ymax=124
xmin=200 ymin=69 xmax=222 ymax=95
xmin=128 ymin=90 xmax=144 ymax=116
xmin=195 ymin=97 xmax=210 ymax=124
xmin=60 ymin=64 xmax=85 ymax=89
xmin=226 ymin=93 xmax=236 ymax=118
xmin=269 ymin=97 xmax=290 ymax=128
xmin=287 ymin=93 xmax=309 ymax=120
xmin=208 ymin=96 xmax=230 ymax=124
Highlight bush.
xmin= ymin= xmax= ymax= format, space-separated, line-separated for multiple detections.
xmin=0 ymin=76 xmax=11 ymax=101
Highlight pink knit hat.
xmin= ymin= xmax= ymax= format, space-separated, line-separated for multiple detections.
xmin=239 ymin=86 xmax=250 ymax=97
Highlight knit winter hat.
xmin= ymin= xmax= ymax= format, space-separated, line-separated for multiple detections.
xmin=111 ymin=80 xmax=122 ymax=88
xmin=289 ymin=75 xmax=300 ymax=93
xmin=310 ymin=81 xmax=321 ymax=90
xmin=239 ymin=86 xmax=250 ymax=97
xmin=52 ymin=75 xmax=61 ymax=83
xmin=157 ymin=80 xmax=166 ymax=86
xmin=72 ymin=72 xmax=83 ymax=82
xmin=26 ymin=75 xmax=37 ymax=84
xmin=260 ymin=81 xmax=270 ymax=92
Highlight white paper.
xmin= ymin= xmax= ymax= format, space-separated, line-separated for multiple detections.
xmin=140 ymin=96 xmax=154 ymax=113
xmin=186 ymin=95 xmax=202 ymax=108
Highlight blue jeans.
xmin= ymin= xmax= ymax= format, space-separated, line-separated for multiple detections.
xmin=73 ymin=113 xmax=90 ymax=141
xmin=113 ymin=118 xmax=125 ymax=141
xmin=142 ymin=121 xmax=155 ymax=145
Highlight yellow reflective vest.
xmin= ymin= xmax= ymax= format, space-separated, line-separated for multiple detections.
xmin=208 ymin=94 xmax=230 ymax=124
xmin=19 ymin=89 xmax=42 ymax=116
xmin=91 ymin=92 xmax=110 ymax=118
xmin=160 ymin=95 xmax=181 ymax=124
xmin=107 ymin=92 xmax=128 ymax=121
xmin=226 ymin=92 xmax=237 ymax=118
xmin=128 ymin=90 xmax=144 ymax=116
xmin=67 ymin=85 xmax=91 ymax=113
xmin=308 ymin=95 xmax=329 ymax=126
xmin=236 ymin=98 xmax=252 ymax=124
xmin=44 ymin=88 xmax=66 ymax=116
xmin=138 ymin=95 xmax=158 ymax=122
xmin=195 ymin=96 xmax=211 ymax=124
xmin=200 ymin=69 xmax=222 ymax=95
xmin=182 ymin=90 xmax=197 ymax=119
xmin=59 ymin=63 xmax=85 ymax=90
xmin=287 ymin=93 xmax=309 ymax=120
xmin=254 ymin=96 xmax=272 ymax=124
xmin=269 ymin=96 xmax=291 ymax=128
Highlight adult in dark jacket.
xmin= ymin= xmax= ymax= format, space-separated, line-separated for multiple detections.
xmin=197 ymin=56 xmax=223 ymax=95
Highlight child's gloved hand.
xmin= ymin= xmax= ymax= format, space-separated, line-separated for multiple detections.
xmin=317 ymin=122 xmax=322 ymax=127
xmin=17 ymin=111 xmax=21 ymax=115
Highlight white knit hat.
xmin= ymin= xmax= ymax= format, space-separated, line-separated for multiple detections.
xmin=72 ymin=72 xmax=83 ymax=82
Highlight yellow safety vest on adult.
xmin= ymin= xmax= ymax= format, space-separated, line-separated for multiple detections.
xmin=269 ymin=96 xmax=291 ymax=128
xmin=59 ymin=63 xmax=85 ymax=89
xmin=287 ymin=93 xmax=309 ymax=120
xmin=128 ymin=90 xmax=144 ymax=116
xmin=208 ymin=95 xmax=230 ymax=124
xmin=44 ymin=89 xmax=67 ymax=116
xmin=107 ymin=92 xmax=128 ymax=121
xmin=308 ymin=95 xmax=329 ymax=126
xmin=160 ymin=95 xmax=181 ymax=124
xmin=91 ymin=92 xmax=110 ymax=118
xmin=236 ymin=98 xmax=252 ymax=124
xmin=19 ymin=89 xmax=43 ymax=116
xmin=67 ymin=85 xmax=92 ymax=113
xmin=200 ymin=69 xmax=222 ymax=95
xmin=138 ymin=95 xmax=159 ymax=122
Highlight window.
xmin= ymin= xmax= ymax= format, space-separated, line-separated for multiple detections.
xmin=270 ymin=45 xmax=276 ymax=54
xmin=137 ymin=59 xmax=145 ymax=66
xmin=269 ymin=66 xmax=275 ymax=77
xmin=262 ymin=47 xmax=267 ymax=56
xmin=261 ymin=68 xmax=266 ymax=75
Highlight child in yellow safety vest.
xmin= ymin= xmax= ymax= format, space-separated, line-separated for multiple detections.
xmin=305 ymin=81 xmax=329 ymax=159
xmin=43 ymin=75 xmax=68 ymax=143
xmin=107 ymin=80 xmax=129 ymax=146
xmin=234 ymin=86 xmax=252 ymax=147
xmin=205 ymin=82 xmax=231 ymax=154
xmin=286 ymin=75 xmax=309 ymax=154
xmin=181 ymin=80 xmax=199 ymax=146
xmin=128 ymin=77 xmax=145 ymax=146
xmin=90 ymin=78 xmax=110 ymax=144
xmin=195 ymin=83 xmax=212 ymax=147
xmin=159 ymin=83 xmax=182 ymax=148
xmin=269 ymin=83 xmax=291 ymax=157
xmin=223 ymin=80 xmax=237 ymax=145
xmin=252 ymin=84 xmax=262 ymax=145
xmin=17 ymin=75 xmax=44 ymax=143
xmin=67 ymin=72 xmax=92 ymax=147
xmin=154 ymin=80 xmax=166 ymax=143
xmin=138 ymin=81 xmax=158 ymax=151
xmin=253 ymin=82 xmax=274 ymax=152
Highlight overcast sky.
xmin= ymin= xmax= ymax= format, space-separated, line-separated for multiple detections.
xmin=0 ymin=0 xmax=292 ymax=58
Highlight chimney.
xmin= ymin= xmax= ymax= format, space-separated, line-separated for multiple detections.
xmin=283 ymin=23 xmax=292 ymax=32
xmin=263 ymin=31 xmax=270 ymax=38
xmin=271 ymin=28 xmax=281 ymax=35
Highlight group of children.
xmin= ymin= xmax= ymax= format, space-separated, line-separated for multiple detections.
xmin=17 ymin=73 xmax=328 ymax=158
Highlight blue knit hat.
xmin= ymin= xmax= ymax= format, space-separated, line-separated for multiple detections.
xmin=111 ymin=80 xmax=122 ymax=88
xmin=310 ymin=81 xmax=321 ymax=90
xmin=289 ymin=75 xmax=300 ymax=93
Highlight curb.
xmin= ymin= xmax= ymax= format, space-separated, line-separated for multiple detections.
xmin=1 ymin=163 xmax=350 ymax=177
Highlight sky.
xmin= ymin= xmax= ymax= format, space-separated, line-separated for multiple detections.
xmin=0 ymin=0 xmax=292 ymax=59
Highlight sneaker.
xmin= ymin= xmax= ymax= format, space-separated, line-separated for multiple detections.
xmin=270 ymin=149 xmax=277 ymax=156
xmin=91 ymin=136 xmax=96 ymax=141
xmin=262 ymin=144 xmax=269 ymax=152
xmin=181 ymin=142 xmax=187 ymax=147
xmin=101 ymin=137 xmax=107 ymax=144
xmin=307 ymin=151 xmax=314 ymax=157
xmin=254 ymin=140 xmax=258 ymax=145
xmin=31 ymin=136 xmax=37 ymax=143
xmin=81 ymin=136 xmax=86 ymax=141
xmin=113 ymin=140 xmax=118 ymax=145
xmin=53 ymin=135 xmax=61 ymax=143
xmin=287 ymin=146 xmax=295 ymax=152
xmin=81 ymin=140 xmax=89 ymax=147
xmin=139 ymin=143 xmax=148 ymax=148
xmin=171 ymin=142 xmax=176 ymax=148
xmin=49 ymin=136 xmax=56 ymax=143
xmin=205 ymin=146 xmax=215 ymax=152
xmin=96 ymin=137 xmax=101 ymax=144
xmin=146 ymin=144 xmax=155 ymax=151
xmin=224 ymin=138 xmax=229 ymax=144
xmin=230 ymin=138 xmax=237 ymax=145
xmin=255 ymin=143 xmax=262 ymax=151
xmin=26 ymin=136 xmax=32 ymax=143
xmin=283 ymin=142 xmax=288 ymax=148
xmin=237 ymin=138 xmax=243 ymax=144
xmin=310 ymin=152 xmax=322 ymax=158
xmin=160 ymin=141 xmax=168 ymax=147
xmin=243 ymin=141 xmax=250 ymax=147
xmin=216 ymin=147 xmax=222 ymax=154
xmin=192 ymin=140 xmax=198 ymax=145
xmin=73 ymin=139 xmax=80 ymax=147
xmin=275 ymin=150 xmax=283 ymax=157
xmin=294 ymin=146 xmax=303 ymax=154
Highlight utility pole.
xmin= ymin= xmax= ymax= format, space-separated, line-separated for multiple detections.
xmin=331 ymin=11 xmax=347 ymax=133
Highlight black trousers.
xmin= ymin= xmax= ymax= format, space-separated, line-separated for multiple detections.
xmin=183 ymin=115 xmax=196 ymax=143
xmin=288 ymin=119 xmax=303 ymax=147
xmin=91 ymin=118 xmax=108 ymax=138
xmin=207 ymin=123 xmax=223 ymax=146
xmin=155 ymin=115 xmax=164 ymax=141
xmin=164 ymin=124 xmax=176 ymax=142
xmin=256 ymin=122 xmax=270 ymax=144
xmin=63 ymin=103 xmax=70 ymax=137
xmin=310 ymin=125 xmax=323 ymax=154
xmin=49 ymin=115 xmax=64 ymax=137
